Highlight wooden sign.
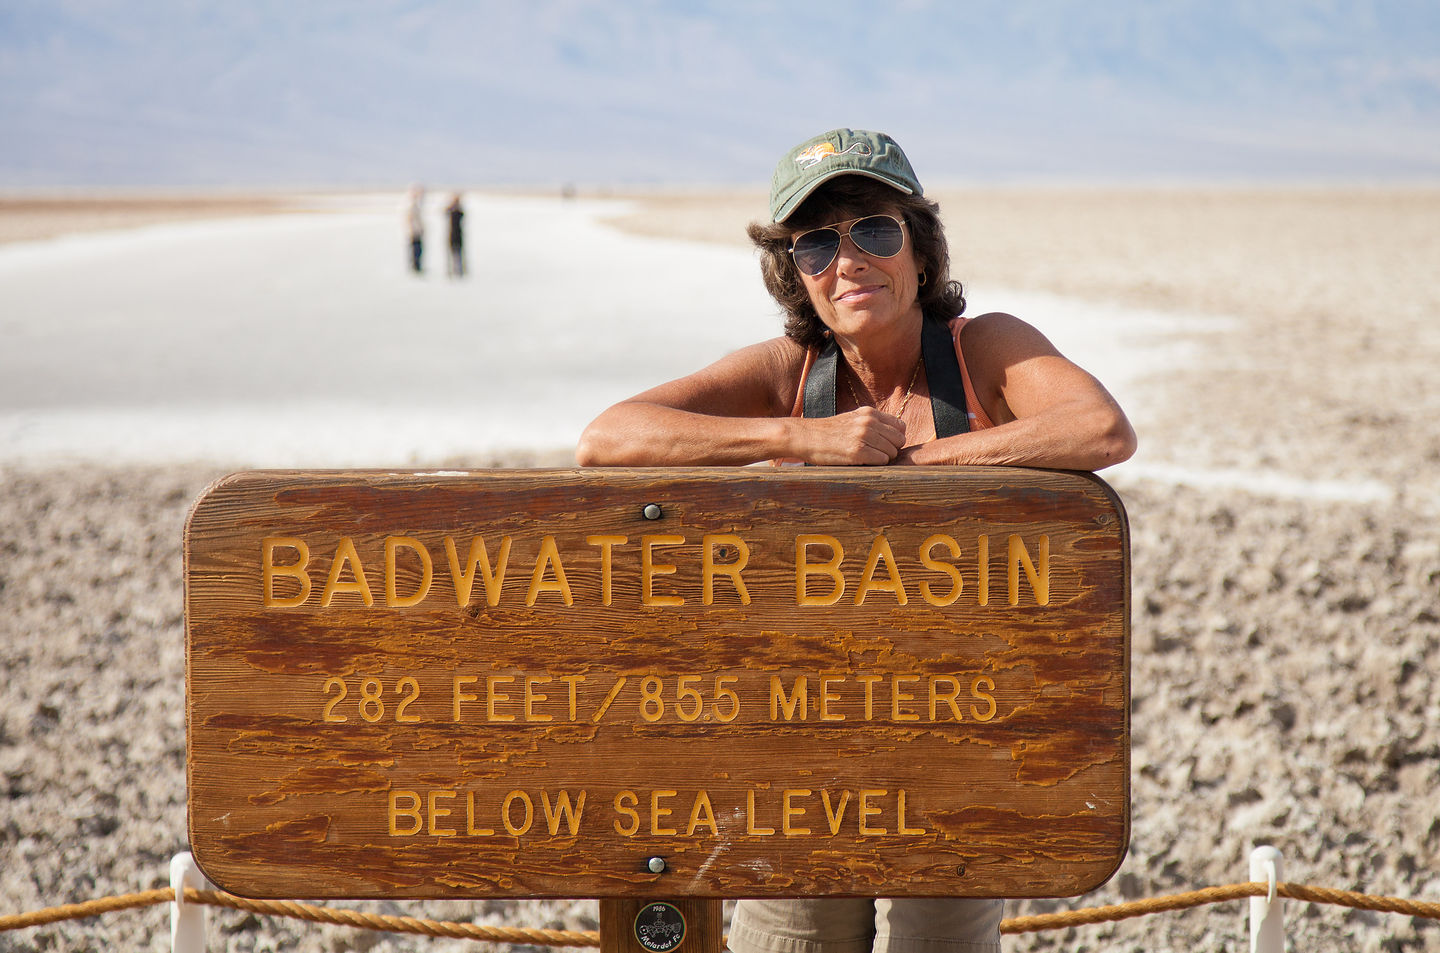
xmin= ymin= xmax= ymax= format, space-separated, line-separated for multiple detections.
xmin=185 ymin=467 xmax=1129 ymax=899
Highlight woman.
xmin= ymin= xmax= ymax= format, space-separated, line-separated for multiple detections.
xmin=577 ymin=129 xmax=1136 ymax=953
xmin=576 ymin=128 xmax=1134 ymax=473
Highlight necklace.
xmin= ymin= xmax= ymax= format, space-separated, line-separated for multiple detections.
xmin=845 ymin=352 xmax=923 ymax=417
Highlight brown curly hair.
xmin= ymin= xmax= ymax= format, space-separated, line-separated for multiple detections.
xmin=746 ymin=176 xmax=966 ymax=349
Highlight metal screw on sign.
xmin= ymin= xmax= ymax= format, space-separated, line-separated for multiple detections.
xmin=647 ymin=856 xmax=668 ymax=874
xmin=642 ymin=504 xmax=663 ymax=520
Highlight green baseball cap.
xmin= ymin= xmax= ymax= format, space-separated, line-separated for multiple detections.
xmin=768 ymin=128 xmax=923 ymax=223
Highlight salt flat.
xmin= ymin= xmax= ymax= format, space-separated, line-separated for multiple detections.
xmin=0 ymin=191 xmax=1190 ymax=474
xmin=0 ymin=194 xmax=774 ymax=464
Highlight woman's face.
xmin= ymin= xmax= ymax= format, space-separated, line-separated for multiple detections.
xmin=793 ymin=208 xmax=923 ymax=341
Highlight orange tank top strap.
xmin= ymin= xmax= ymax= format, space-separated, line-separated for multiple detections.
xmin=947 ymin=316 xmax=997 ymax=431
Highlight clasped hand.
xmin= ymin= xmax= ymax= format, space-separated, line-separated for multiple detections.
xmin=801 ymin=407 xmax=910 ymax=465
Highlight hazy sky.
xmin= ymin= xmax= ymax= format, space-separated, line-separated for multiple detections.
xmin=3 ymin=0 xmax=1438 ymax=187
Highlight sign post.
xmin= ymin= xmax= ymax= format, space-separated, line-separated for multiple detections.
xmin=185 ymin=467 xmax=1128 ymax=945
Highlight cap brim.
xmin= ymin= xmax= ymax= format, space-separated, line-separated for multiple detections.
xmin=773 ymin=169 xmax=917 ymax=223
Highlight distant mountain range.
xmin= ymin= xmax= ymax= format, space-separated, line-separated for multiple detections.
xmin=3 ymin=0 xmax=1437 ymax=187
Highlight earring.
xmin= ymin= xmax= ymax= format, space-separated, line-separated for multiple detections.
xmin=918 ymin=269 xmax=928 ymax=286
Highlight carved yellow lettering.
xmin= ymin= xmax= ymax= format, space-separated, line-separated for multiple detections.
xmin=891 ymin=675 xmax=920 ymax=721
xmin=770 ymin=676 xmax=808 ymax=721
xmin=929 ymin=676 xmax=963 ymax=721
xmin=977 ymin=534 xmax=990 ymax=606
xmin=262 ymin=537 xmax=311 ymax=608
xmin=897 ymin=789 xmax=925 ymax=835
xmin=559 ymin=675 xmax=583 ymax=721
xmin=674 ymin=675 xmax=702 ymax=722
xmin=385 ymin=536 xmax=433 ymax=608
xmin=747 ymin=789 xmax=776 ymax=835
xmin=502 ymin=790 xmax=533 ymax=835
xmin=970 ymin=675 xmax=998 ymax=722
xmin=487 ymin=675 xmax=515 ymax=722
xmin=466 ymin=792 xmax=496 ymax=836
xmin=388 ymin=789 xmax=422 ymax=836
xmin=919 ymin=534 xmax=963 ymax=607
xmin=613 ymin=791 xmax=640 ymax=836
xmin=541 ymin=790 xmax=586 ymax=836
xmin=444 ymin=535 xmax=511 ymax=607
xmin=1008 ymin=534 xmax=1049 ymax=605
xmin=855 ymin=535 xmax=907 ymax=605
xmin=527 ymin=536 xmax=573 ymax=606
xmin=821 ymin=790 xmax=851 ymax=835
xmin=641 ymin=535 xmax=686 ymax=607
xmin=524 ymin=676 xmax=552 ymax=722
xmin=321 ymin=537 xmax=374 ymax=607
xmin=819 ymin=676 xmax=846 ymax=722
xmin=453 ymin=675 xmax=478 ymax=721
xmin=686 ymin=791 xmax=718 ymax=836
xmin=592 ymin=676 xmax=626 ymax=723
xmin=795 ymin=534 xmax=845 ymax=606
xmin=702 ymin=534 xmax=751 ymax=605
xmin=859 ymin=674 xmax=883 ymax=720
xmin=651 ymin=790 xmax=678 ymax=836
xmin=783 ymin=789 xmax=813 ymax=836
xmin=586 ymin=535 xmax=627 ymax=606
xmin=428 ymin=789 xmax=457 ymax=836
xmin=859 ymin=789 xmax=887 ymax=836
xmin=712 ymin=675 xmax=740 ymax=723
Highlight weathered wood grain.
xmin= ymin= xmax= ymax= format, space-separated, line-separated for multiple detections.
xmin=185 ymin=467 xmax=1129 ymax=899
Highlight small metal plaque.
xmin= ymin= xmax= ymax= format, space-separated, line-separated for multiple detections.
xmin=634 ymin=901 xmax=687 ymax=953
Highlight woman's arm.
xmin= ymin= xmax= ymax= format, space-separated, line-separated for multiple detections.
xmin=897 ymin=313 xmax=1137 ymax=470
xmin=575 ymin=337 xmax=908 ymax=467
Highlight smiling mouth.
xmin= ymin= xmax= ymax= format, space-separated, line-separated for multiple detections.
xmin=836 ymin=285 xmax=884 ymax=302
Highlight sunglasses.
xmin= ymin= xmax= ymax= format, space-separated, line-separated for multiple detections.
xmin=788 ymin=214 xmax=907 ymax=276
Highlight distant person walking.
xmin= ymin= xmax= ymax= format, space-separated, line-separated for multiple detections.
xmin=446 ymin=193 xmax=466 ymax=278
xmin=406 ymin=186 xmax=425 ymax=274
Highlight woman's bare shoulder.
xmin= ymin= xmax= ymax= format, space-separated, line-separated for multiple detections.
xmin=718 ymin=335 xmax=810 ymax=415
xmin=628 ymin=334 xmax=810 ymax=417
xmin=751 ymin=334 xmax=810 ymax=370
xmin=959 ymin=311 xmax=1052 ymax=348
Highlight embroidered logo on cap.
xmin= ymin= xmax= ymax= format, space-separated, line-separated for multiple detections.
xmin=795 ymin=140 xmax=871 ymax=168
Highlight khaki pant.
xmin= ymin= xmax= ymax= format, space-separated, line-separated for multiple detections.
xmin=729 ymin=899 xmax=1003 ymax=953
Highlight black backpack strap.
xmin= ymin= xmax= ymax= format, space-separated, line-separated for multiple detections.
xmin=802 ymin=337 xmax=840 ymax=419
xmin=922 ymin=316 xmax=971 ymax=437
xmin=803 ymin=319 xmax=970 ymax=437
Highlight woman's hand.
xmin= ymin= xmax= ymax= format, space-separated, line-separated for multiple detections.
xmin=794 ymin=407 xmax=908 ymax=465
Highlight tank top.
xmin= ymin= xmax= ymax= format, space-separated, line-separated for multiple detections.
xmin=784 ymin=315 xmax=995 ymax=440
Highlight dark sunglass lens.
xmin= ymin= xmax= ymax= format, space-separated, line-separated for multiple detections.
xmin=850 ymin=216 xmax=904 ymax=258
xmin=792 ymin=229 xmax=840 ymax=275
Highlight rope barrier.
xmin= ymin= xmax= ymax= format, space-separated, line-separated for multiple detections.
xmin=1000 ymin=883 xmax=1268 ymax=934
xmin=0 ymin=887 xmax=602 ymax=944
xmin=185 ymin=890 xmax=602 ymax=945
xmin=1000 ymin=881 xmax=1440 ymax=934
xmin=0 ymin=888 xmax=175 ymax=932
xmin=1005 ymin=881 xmax=1440 ymax=934
xmin=3 ymin=881 xmax=1438 ymax=942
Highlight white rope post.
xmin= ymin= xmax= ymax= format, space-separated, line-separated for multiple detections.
xmin=170 ymin=851 xmax=211 ymax=953
xmin=1249 ymin=845 xmax=1284 ymax=953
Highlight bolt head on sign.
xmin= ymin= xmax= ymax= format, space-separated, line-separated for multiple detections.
xmin=184 ymin=467 xmax=1130 ymax=899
